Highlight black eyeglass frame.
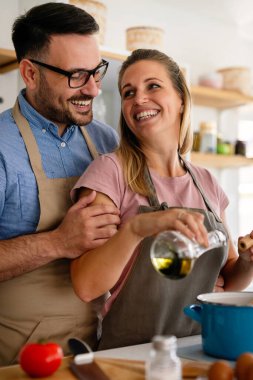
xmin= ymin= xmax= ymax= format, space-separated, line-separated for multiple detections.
xmin=29 ymin=58 xmax=109 ymax=88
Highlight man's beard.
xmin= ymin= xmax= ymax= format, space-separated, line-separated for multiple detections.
xmin=34 ymin=74 xmax=93 ymax=127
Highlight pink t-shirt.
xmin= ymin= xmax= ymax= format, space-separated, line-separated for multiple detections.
xmin=73 ymin=152 xmax=228 ymax=219
xmin=72 ymin=152 xmax=229 ymax=313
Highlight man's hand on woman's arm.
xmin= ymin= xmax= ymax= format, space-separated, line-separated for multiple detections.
xmin=0 ymin=191 xmax=120 ymax=282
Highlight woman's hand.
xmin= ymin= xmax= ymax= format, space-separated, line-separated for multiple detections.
xmin=213 ymin=275 xmax=225 ymax=292
xmin=129 ymin=208 xmax=209 ymax=247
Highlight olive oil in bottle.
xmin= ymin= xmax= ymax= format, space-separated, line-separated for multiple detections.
xmin=151 ymin=256 xmax=194 ymax=279
xmin=150 ymin=230 xmax=227 ymax=280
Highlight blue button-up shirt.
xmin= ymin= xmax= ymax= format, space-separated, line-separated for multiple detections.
xmin=0 ymin=90 xmax=118 ymax=239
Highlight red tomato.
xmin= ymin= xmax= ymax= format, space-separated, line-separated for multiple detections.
xmin=19 ymin=342 xmax=63 ymax=378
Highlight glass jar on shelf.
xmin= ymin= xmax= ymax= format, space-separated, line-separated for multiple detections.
xmin=235 ymin=140 xmax=246 ymax=156
xmin=192 ymin=131 xmax=200 ymax=152
xmin=199 ymin=121 xmax=217 ymax=154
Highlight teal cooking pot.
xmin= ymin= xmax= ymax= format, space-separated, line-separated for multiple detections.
xmin=184 ymin=292 xmax=253 ymax=360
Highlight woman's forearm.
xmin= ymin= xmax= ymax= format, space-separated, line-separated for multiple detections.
xmin=223 ymin=256 xmax=253 ymax=291
xmin=70 ymin=208 xmax=209 ymax=302
xmin=71 ymin=221 xmax=141 ymax=302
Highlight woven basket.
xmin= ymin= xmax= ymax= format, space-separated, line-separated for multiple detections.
xmin=217 ymin=67 xmax=251 ymax=95
xmin=126 ymin=26 xmax=165 ymax=51
xmin=69 ymin=0 xmax=107 ymax=45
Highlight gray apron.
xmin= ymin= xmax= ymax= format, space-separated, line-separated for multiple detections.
xmin=98 ymin=159 xmax=228 ymax=350
xmin=0 ymin=100 xmax=99 ymax=365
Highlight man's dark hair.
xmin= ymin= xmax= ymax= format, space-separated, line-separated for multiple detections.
xmin=12 ymin=2 xmax=99 ymax=62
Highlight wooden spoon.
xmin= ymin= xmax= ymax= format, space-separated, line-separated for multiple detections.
xmin=238 ymin=234 xmax=253 ymax=252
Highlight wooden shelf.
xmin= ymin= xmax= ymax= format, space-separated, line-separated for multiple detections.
xmin=190 ymin=152 xmax=253 ymax=169
xmin=1 ymin=47 xmax=253 ymax=110
xmin=0 ymin=48 xmax=18 ymax=73
xmin=191 ymin=85 xmax=253 ymax=109
xmin=101 ymin=46 xmax=129 ymax=62
xmin=0 ymin=46 xmax=128 ymax=74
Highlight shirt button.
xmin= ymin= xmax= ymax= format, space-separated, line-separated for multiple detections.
xmin=60 ymin=142 xmax=66 ymax=148
xmin=42 ymin=129 xmax=46 ymax=133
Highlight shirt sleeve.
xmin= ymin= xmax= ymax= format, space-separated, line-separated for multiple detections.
xmin=205 ymin=169 xmax=229 ymax=214
xmin=71 ymin=154 xmax=124 ymax=208
xmin=191 ymin=164 xmax=229 ymax=216
xmin=0 ymin=157 xmax=6 ymax=217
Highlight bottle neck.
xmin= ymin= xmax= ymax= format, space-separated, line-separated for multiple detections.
xmin=152 ymin=336 xmax=178 ymax=352
xmin=195 ymin=229 xmax=227 ymax=257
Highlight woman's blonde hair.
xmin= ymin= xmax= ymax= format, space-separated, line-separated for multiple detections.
xmin=116 ymin=49 xmax=192 ymax=197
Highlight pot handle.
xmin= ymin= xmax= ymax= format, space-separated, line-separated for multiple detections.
xmin=184 ymin=304 xmax=203 ymax=324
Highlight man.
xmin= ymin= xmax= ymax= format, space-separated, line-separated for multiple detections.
xmin=0 ymin=2 xmax=120 ymax=365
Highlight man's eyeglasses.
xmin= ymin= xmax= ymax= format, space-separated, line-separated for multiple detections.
xmin=29 ymin=59 xmax=109 ymax=88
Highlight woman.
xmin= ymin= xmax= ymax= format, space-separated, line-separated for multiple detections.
xmin=71 ymin=49 xmax=253 ymax=350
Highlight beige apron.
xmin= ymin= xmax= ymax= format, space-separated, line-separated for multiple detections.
xmin=0 ymin=100 xmax=99 ymax=366
xmin=98 ymin=160 xmax=228 ymax=350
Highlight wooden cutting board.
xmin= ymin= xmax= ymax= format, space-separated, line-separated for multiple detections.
xmin=0 ymin=356 xmax=211 ymax=380
xmin=98 ymin=357 xmax=210 ymax=379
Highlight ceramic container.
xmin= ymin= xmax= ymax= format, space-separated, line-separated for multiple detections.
xmin=69 ymin=0 xmax=107 ymax=45
xmin=198 ymin=72 xmax=223 ymax=89
xmin=184 ymin=292 xmax=253 ymax=360
xmin=217 ymin=67 xmax=251 ymax=95
xmin=126 ymin=26 xmax=165 ymax=51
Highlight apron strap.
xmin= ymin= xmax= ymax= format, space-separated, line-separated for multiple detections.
xmin=143 ymin=155 xmax=222 ymax=224
xmin=143 ymin=166 xmax=159 ymax=207
xmin=80 ymin=126 xmax=99 ymax=160
xmin=12 ymin=100 xmax=47 ymax=180
xmin=143 ymin=166 xmax=168 ymax=209
xmin=12 ymin=100 xmax=100 ymax=178
xmin=180 ymin=154 xmax=222 ymax=223
xmin=11 ymin=98 xmax=100 ymax=231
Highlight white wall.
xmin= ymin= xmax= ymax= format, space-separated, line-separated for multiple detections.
xmin=2 ymin=0 xmax=253 ymax=110
xmin=0 ymin=1 xmax=19 ymax=110
xmin=102 ymin=0 xmax=253 ymax=86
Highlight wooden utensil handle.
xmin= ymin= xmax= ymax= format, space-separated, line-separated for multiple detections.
xmin=238 ymin=234 xmax=253 ymax=252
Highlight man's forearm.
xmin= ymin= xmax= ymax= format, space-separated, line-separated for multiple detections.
xmin=0 ymin=231 xmax=59 ymax=281
xmin=0 ymin=195 xmax=122 ymax=282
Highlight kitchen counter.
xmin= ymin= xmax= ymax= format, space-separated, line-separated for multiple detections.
xmin=95 ymin=334 xmax=204 ymax=361
xmin=0 ymin=335 xmax=217 ymax=379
